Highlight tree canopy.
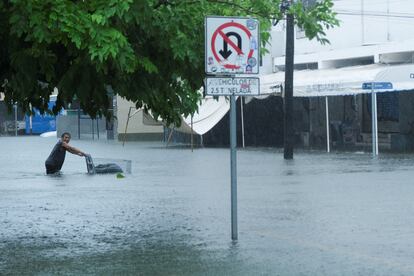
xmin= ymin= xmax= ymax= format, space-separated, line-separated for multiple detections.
xmin=0 ymin=0 xmax=338 ymax=125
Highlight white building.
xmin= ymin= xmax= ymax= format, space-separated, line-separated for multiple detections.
xmin=260 ymin=0 xmax=414 ymax=151
xmin=115 ymin=96 xmax=164 ymax=142
xmin=268 ymin=0 xmax=414 ymax=71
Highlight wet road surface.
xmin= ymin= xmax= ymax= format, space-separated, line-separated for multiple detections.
xmin=1 ymin=136 xmax=414 ymax=275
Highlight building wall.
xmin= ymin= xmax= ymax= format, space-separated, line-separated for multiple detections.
xmin=203 ymin=97 xmax=284 ymax=147
xmin=116 ymin=96 xmax=163 ymax=141
xmin=202 ymin=96 xmax=314 ymax=148
xmin=308 ymin=96 xmax=363 ymax=149
xmin=294 ymin=0 xmax=414 ymax=55
xmin=398 ymin=91 xmax=414 ymax=135
xmin=269 ymin=2 xmax=414 ymax=77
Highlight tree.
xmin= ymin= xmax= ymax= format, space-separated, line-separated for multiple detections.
xmin=0 ymin=0 xmax=338 ymax=125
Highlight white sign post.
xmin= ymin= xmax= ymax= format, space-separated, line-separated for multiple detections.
xmin=205 ymin=16 xmax=260 ymax=75
xmin=205 ymin=16 xmax=260 ymax=241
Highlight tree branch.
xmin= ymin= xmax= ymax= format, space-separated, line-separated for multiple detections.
xmin=153 ymin=0 xmax=281 ymax=20
xmin=207 ymin=0 xmax=278 ymax=19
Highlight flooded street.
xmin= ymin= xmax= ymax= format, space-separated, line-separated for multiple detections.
xmin=1 ymin=136 xmax=414 ymax=275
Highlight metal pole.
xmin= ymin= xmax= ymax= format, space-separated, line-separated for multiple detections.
xmin=97 ymin=119 xmax=99 ymax=140
xmin=371 ymin=83 xmax=378 ymax=157
xmin=29 ymin=103 xmax=32 ymax=135
xmin=191 ymin=115 xmax=194 ymax=152
xmin=284 ymin=0 xmax=295 ymax=160
xmin=166 ymin=127 xmax=175 ymax=147
xmin=325 ymin=96 xmax=330 ymax=153
xmin=230 ymin=94 xmax=238 ymax=240
xmin=374 ymin=92 xmax=379 ymax=156
xmin=240 ymin=97 xmax=245 ymax=148
xmin=14 ymin=104 xmax=17 ymax=136
xmin=78 ymin=106 xmax=81 ymax=139
xmin=91 ymin=119 xmax=94 ymax=140
xmin=163 ymin=126 xmax=166 ymax=142
xmin=122 ymin=107 xmax=132 ymax=147
xmin=29 ymin=115 xmax=33 ymax=135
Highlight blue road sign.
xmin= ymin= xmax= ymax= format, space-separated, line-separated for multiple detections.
xmin=362 ymin=82 xmax=393 ymax=90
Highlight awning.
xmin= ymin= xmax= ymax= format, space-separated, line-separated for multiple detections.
xmin=178 ymin=96 xmax=231 ymax=135
xmin=165 ymin=64 xmax=414 ymax=136
xmin=260 ymin=64 xmax=414 ymax=97
xmin=142 ymin=96 xmax=231 ymax=136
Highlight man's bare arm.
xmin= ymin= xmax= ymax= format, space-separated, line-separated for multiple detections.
xmin=62 ymin=142 xmax=86 ymax=156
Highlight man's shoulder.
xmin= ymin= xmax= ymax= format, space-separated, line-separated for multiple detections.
xmin=56 ymin=141 xmax=67 ymax=151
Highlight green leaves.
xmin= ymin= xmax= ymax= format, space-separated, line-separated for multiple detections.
xmin=293 ymin=0 xmax=339 ymax=44
xmin=1 ymin=0 xmax=338 ymax=126
xmin=91 ymin=14 xmax=106 ymax=25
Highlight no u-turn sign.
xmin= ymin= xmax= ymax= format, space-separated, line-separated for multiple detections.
xmin=205 ymin=16 xmax=260 ymax=75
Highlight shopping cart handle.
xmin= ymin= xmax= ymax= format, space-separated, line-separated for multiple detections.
xmin=85 ymin=154 xmax=96 ymax=174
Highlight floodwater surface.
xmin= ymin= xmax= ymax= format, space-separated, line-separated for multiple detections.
xmin=1 ymin=136 xmax=414 ymax=275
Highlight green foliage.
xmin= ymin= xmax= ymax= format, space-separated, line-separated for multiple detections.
xmin=0 ymin=0 xmax=338 ymax=124
xmin=293 ymin=0 xmax=339 ymax=45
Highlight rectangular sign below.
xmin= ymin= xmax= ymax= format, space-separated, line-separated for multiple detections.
xmin=362 ymin=82 xmax=393 ymax=90
xmin=205 ymin=77 xmax=260 ymax=96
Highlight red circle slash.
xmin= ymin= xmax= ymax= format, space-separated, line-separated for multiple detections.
xmin=211 ymin=22 xmax=254 ymax=69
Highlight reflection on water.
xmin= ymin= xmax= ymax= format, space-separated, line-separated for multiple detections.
xmin=1 ymin=137 xmax=414 ymax=275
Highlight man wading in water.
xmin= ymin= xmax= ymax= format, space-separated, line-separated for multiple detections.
xmin=45 ymin=132 xmax=87 ymax=174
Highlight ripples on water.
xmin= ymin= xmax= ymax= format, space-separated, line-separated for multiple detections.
xmin=1 ymin=137 xmax=414 ymax=275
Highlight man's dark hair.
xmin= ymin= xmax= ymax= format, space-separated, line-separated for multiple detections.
xmin=61 ymin=132 xmax=71 ymax=138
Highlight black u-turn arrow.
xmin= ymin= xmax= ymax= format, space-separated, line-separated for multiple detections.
xmin=219 ymin=32 xmax=242 ymax=59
